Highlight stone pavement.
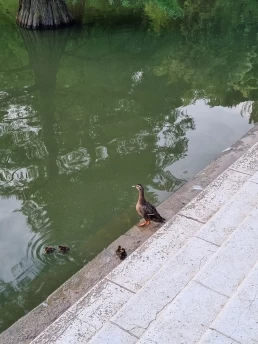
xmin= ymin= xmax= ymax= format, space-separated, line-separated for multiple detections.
xmin=31 ymin=142 xmax=258 ymax=344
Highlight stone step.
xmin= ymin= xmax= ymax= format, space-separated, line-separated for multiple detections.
xmin=88 ymin=323 xmax=138 ymax=344
xmin=107 ymin=168 xmax=251 ymax=293
xmin=230 ymin=141 xmax=258 ymax=175
xmin=198 ymin=329 xmax=240 ymax=344
xmin=178 ymin=141 xmax=258 ymax=225
xmin=137 ymin=281 xmax=228 ymax=344
xmin=134 ymin=206 xmax=258 ymax=343
xmin=195 ymin=175 xmax=258 ymax=246
xmin=91 ymin=176 xmax=258 ymax=341
xmin=179 ymin=168 xmax=250 ymax=224
xmin=107 ymin=215 xmax=202 ymax=293
xmin=31 ymin=280 xmax=134 ymax=344
xmin=108 ymin=237 xmax=218 ymax=338
xmin=194 ymin=205 xmax=258 ymax=297
xmin=199 ymin=262 xmax=258 ymax=344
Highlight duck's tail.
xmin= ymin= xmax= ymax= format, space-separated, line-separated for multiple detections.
xmin=150 ymin=214 xmax=166 ymax=223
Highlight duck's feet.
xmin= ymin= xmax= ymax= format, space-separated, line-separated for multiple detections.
xmin=138 ymin=220 xmax=150 ymax=227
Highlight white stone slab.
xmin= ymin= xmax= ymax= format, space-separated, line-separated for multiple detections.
xmin=107 ymin=215 xmax=202 ymax=292
xmin=196 ymin=181 xmax=258 ymax=246
xmin=249 ymin=170 xmax=258 ymax=184
xmin=195 ymin=207 xmax=258 ymax=297
xmin=213 ymin=263 xmax=258 ymax=344
xmin=137 ymin=282 xmax=227 ymax=344
xmin=88 ymin=323 xmax=137 ymax=344
xmin=32 ymin=280 xmax=133 ymax=344
xmin=52 ymin=318 xmax=96 ymax=344
xmin=179 ymin=169 xmax=249 ymax=223
xmin=230 ymin=142 xmax=258 ymax=175
xmin=112 ymin=237 xmax=217 ymax=337
xmin=199 ymin=329 xmax=240 ymax=344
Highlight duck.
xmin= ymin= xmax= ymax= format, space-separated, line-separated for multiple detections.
xmin=116 ymin=246 xmax=127 ymax=260
xmin=44 ymin=246 xmax=55 ymax=254
xmin=58 ymin=245 xmax=70 ymax=253
xmin=132 ymin=184 xmax=165 ymax=227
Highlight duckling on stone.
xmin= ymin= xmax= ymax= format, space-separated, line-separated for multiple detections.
xmin=116 ymin=246 xmax=127 ymax=260
xmin=44 ymin=246 xmax=55 ymax=254
xmin=58 ymin=245 xmax=70 ymax=253
xmin=119 ymin=248 xmax=127 ymax=260
xmin=132 ymin=184 xmax=165 ymax=227
xmin=116 ymin=245 xmax=122 ymax=256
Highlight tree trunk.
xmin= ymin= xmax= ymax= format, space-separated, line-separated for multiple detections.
xmin=16 ymin=0 xmax=74 ymax=29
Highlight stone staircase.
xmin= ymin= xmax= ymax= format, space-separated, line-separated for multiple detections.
xmin=31 ymin=142 xmax=258 ymax=344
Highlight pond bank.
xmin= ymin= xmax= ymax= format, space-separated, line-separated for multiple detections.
xmin=1 ymin=124 xmax=258 ymax=344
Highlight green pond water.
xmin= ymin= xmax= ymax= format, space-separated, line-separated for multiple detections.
xmin=1 ymin=2 xmax=258 ymax=333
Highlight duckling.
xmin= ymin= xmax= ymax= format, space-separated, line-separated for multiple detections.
xmin=119 ymin=248 xmax=127 ymax=260
xmin=132 ymin=184 xmax=165 ymax=227
xmin=44 ymin=246 xmax=55 ymax=254
xmin=58 ymin=245 xmax=70 ymax=253
xmin=116 ymin=246 xmax=127 ymax=260
xmin=116 ymin=245 xmax=122 ymax=256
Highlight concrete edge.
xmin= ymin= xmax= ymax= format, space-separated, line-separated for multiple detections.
xmin=1 ymin=125 xmax=258 ymax=344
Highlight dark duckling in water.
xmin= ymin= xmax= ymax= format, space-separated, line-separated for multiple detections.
xmin=116 ymin=246 xmax=127 ymax=260
xmin=132 ymin=184 xmax=165 ymax=227
xmin=44 ymin=246 xmax=55 ymax=254
xmin=58 ymin=245 xmax=70 ymax=253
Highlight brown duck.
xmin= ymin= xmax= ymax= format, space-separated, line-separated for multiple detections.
xmin=132 ymin=184 xmax=165 ymax=227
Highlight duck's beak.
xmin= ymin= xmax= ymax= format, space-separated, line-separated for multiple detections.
xmin=132 ymin=185 xmax=136 ymax=187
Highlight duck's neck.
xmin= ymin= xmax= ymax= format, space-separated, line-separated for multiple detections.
xmin=138 ymin=189 xmax=145 ymax=203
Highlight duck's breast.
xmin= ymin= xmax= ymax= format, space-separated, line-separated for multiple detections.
xmin=136 ymin=201 xmax=144 ymax=216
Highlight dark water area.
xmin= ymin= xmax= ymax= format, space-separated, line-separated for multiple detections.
xmin=1 ymin=0 xmax=258 ymax=332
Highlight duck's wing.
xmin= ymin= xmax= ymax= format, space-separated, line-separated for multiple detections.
xmin=145 ymin=202 xmax=165 ymax=222
xmin=143 ymin=201 xmax=159 ymax=216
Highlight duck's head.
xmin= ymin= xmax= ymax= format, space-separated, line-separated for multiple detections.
xmin=132 ymin=184 xmax=144 ymax=192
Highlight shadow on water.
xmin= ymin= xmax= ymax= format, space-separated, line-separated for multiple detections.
xmin=1 ymin=0 xmax=258 ymax=331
